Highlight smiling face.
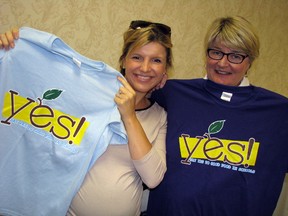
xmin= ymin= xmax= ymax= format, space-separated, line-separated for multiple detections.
xmin=206 ymin=40 xmax=251 ymax=86
xmin=123 ymin=42 xmax=167 ymax=95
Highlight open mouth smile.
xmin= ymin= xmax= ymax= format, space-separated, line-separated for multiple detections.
xmin=135 ymin=74 xmax=154 ymax=81
xmin=215 ymin=70 xmax=232 ymax=75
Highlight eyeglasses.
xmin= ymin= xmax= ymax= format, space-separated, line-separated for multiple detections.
xmin=129 ymin=20 xmax=171 ymax=37
xmin=207 ymin=49 xmax=248 ymax=64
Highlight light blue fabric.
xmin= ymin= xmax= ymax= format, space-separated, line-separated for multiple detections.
xmin=0 ymin=27 xmax=127 ymax=216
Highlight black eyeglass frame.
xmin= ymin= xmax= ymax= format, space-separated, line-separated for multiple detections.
xmin=207 ymin=48 xmax=248 ymax=64
xmin=129 ymin=20 xmax=171 ymax=37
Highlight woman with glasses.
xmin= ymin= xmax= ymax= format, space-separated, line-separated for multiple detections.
xmin=0 ymin=21 xmax=172 ymax=216
xmin=148 ymin=16 xmax=288 ymax=216
xmin=204 ymin=16 xmax=258 ymax=87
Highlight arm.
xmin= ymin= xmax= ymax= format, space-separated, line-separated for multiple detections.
xmin=0 ymin=27 xmax=19 ymax=50
xmin=114 ymin=77 xmax=167 ymax=188
xmin=114 ymin=76 xmax=152 ymax=160
xmin=133 ymin=109 xmax=167 ymax=188
xmin=115 ymin=78 xmax=167 ymax=188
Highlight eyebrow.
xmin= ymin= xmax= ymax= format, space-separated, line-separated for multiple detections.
xmin=130 ymin=50 xmax=166 ymax=58
xmin=211 ymin=47 xmax=245 ymax=54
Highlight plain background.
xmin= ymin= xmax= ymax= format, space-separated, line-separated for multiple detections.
xmin=0 ymin=0 xmax=287 ymax=215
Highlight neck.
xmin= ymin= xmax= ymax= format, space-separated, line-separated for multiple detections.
xmin=135 ymin=93 xmax=150 ymax=110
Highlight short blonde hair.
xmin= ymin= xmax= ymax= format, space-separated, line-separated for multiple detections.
xmin=204 ymin=16 xmax=260 ymax=64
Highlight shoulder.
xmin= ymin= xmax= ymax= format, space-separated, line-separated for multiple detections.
xmin=165 ymin=78 xmax=203 ymax=86
xmin=137 ymin=100 xmax=167 ymax=122
xmin=149 ymin=101 xmax=167 ymax=118
xmin=19 ymin=27 xmax=56 ymax=41
xmin=162 ymin=78 xmax=205 ymax=92
xmin=254 ymin=85 xmax=288 ymax=104
xmin=159 ymin=78 xmax=205 ymax=98
xmin=152 ymin=101 xmax=167 ymax=116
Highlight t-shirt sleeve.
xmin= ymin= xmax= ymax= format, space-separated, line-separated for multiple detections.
xmin=132 ymin=109 xmax=167 ymax=189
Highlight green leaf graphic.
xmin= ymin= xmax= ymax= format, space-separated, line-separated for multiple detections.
xmin=43 ymin=89 xmax=63 ymax=100
xmin=208 ymin=120 xmax=225 ymax=134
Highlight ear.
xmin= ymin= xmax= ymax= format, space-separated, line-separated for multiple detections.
xmin=122 ymin=57 xmax=127 ymax=69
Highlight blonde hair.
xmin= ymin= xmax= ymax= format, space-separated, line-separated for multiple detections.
xmin=204 ymin=16 xmax=260 ymax=64
xmin=119 ymin=24 xmax=173 ymax=75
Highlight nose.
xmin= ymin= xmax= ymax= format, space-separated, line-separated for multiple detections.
xmin=218 ymin=55 xmax=229 ymax=66
xmin=140 ymin=60 xmax=150 ymax=72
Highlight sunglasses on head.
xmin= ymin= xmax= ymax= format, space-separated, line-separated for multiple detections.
xmin=129 ymin=20 xmax=171 ymax=37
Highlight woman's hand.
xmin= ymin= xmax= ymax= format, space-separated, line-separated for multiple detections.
xmin=157 ymin=72 xmax=168 ymax=89
xmin=149 ymin=72 xmax=168 ymax=93
xmin=114 ymin=76 xmax=152 ymax=160
xmin=114 ymin=76 xmax=136 ymax=121
xmin=0 ymin=27 xmax=19 ymax=50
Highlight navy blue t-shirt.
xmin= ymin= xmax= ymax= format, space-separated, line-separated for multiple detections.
xmin=148 ymin=78 xmax=288 ymax=216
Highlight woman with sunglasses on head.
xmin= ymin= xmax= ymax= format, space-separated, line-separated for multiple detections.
xmin=147 ymin=16 xmax=288 ymax=216
xmin=0 ymin=21 xmax=172 ymax=216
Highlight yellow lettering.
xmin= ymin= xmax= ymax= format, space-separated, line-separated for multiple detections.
xmin=1 ymin=91 xmax=89 ymax=145
xmin=179 ymin=136 xmax=259 ymax=167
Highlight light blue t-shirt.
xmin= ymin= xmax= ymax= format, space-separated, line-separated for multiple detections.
xmin=0 ymin=27 xmax=127 ymax=216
